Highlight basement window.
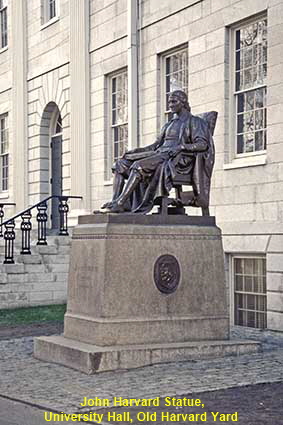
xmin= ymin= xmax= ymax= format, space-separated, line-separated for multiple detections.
xmin=233 ymin=256 xmax=266 ymax=328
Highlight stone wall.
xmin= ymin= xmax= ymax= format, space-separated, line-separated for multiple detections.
xmin=0 ymin=235 xmax=71 ymax=309
xmin=26 ymin=0 xmax=70 ymax=80
xmin=89 ymin=0 xmax=127 ymax=206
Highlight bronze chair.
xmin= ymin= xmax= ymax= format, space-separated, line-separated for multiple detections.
xmin=156 ymin=111 xmax=218 ymax=216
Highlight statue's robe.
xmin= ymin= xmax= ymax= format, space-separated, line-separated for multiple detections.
xmin=113 ymin=110 xmax=215 ymax=213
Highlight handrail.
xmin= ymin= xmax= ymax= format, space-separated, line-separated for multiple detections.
xmin=0 ymin=203 xmax=16 ymax=237
xmin=1 ymin=195 xmax=82 ymax=228
xmin=1 ymin=195 xmax=83 ymax=264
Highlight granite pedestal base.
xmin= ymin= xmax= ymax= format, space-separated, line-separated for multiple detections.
xmin=34 ymin=214 xmax=260 ymax=373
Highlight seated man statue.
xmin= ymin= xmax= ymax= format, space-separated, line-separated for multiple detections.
xmin=102 ymin=90 xmax=214 ymax=214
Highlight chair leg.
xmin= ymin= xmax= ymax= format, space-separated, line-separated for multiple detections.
xmin=161 ymin=197 xmax=169 ymax=215
xmin=175 ymin=186 xmax=182 ymax=199
xmin=202 ymin=207 xmax=210 ymax=216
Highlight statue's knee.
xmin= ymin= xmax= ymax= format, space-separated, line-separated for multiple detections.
xmin=112 ymin=158 xmax=128 ymax=175
xmin=112 ymin=158 xmax=122 ymax=170
xmin=131 ymin=163 xmax=143 ymax=179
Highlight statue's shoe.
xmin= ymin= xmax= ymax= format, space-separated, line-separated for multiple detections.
xmin=107 ymin=202 xmax=127 ymax=213
xmin=101 ymin=201 xmax=114 ymax=209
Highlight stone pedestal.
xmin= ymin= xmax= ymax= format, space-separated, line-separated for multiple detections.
xmin=34 ymin=214 xmax=260 ymax=373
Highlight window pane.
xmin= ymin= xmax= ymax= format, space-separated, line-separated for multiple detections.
xmin=236 ymin=86 xmax=266 ymax=154
xmin=0 ymin=115 xmax=8 ymax=155
xmin=237 ymin=134 xmax=244 ymax=153
xmin=235 ymin=258 xmax=244 ymax=273
xmin=243 ymin=112 xmax=254 ymax=132
xmin=49 ymin=0 xmax=56 ymax=19
xmin=237 ymin=93 xmax=244 ymax=113
xmin=255 ymin=131 xmax=263 ymax=150
xmin=235 ymin=274 xmax=243 ymax=291
xmin=244 ymin=68 xmax=253 ymax=89
xmin=235 ymin=18 xmax=267 ymax=154
xmin=255 ymin=109 xmax=263 ymax=129
xmin=1 ymin=153 xmax=8 ymax=191
xmin=237 ymin=114 xmax=243 ymax=133
xmin=235 ymin=71 xmax=241 ymax=91
xmin=234 ymin=257 xmax=266 ymax=329
xmin=246 ymin=91 xmax=254 ymax=110
xmin=0 ymin=4 xmax=7 ymax=48
xmin=110 ymin=72 xmax=128 ymax=167
xmin=235 ymin=51 xmax=240 ymax=71
xmin=164 ymin=48 xmax=188 ymax=112
xmin=1 ymin=115 xmax=9 ymax=192
xmin=244 ymin=48 xmax=253 ymax=68
xmin=55 ymin=114 xmax=62 ymax=134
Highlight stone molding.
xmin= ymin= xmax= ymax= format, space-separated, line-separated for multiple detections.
xmin=72 ymin=233 xmax=221 ymax=240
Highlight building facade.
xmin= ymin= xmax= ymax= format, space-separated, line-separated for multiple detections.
xmin=0 ymin=0 xmax=283 ymax=331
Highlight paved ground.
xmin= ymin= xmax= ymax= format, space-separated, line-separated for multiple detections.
xmin=1 ymin=325 xmax=283 ymax=424
xmin=0 ymin=397 xmax=86 ymax=425
xmin=0 ymin=322 xmax=63 ymax=340
xmin=1 ymin=382 xmax=283 ymax=425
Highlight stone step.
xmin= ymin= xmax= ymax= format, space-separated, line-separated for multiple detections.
xmin=0 ymin=228 xmax=72 ymax=308
xmin=34 ymin=336 xmax=261 ymax=375
xmin=34 ymin=245 xmax=59 ymax=255
xmin=16 ymin=254 xmax=42 ymax=264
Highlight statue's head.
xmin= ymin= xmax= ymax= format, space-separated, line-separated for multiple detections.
xmin=169 ymin=90 xmax=191 ymax=112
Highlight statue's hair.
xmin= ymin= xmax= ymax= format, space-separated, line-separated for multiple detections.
xmin=169 ymin=90 xmax=191 ymax=112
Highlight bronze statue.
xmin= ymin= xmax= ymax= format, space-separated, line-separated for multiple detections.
xmin=102 ymin=90 xmax=215 ymax=214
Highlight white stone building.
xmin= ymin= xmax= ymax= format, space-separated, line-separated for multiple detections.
xmin=0 ymin=0 xmax=282 ymax=331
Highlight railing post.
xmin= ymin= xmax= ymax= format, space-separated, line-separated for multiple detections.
xmin=20 ymin=210 xmax=32 ymax=254
xmin=0 ymin=204 xmax=4 ymax=238
xmin=58 ymin=196 xmax=69 ymax=236
xmin=4 ymin=220 xmax=16 ymax=264
xmin=36 ymin=201 xmax=48 ymax=245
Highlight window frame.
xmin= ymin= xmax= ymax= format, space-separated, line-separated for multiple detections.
xmin=230 ymin=254 xmax=267 ymax=329
xmin=105 ymin=68 xmax=128 ymax=182
xmin=0 ymin=113 xmax=9 ymax=193
xmin=41 ymin=0 xmax=60 ymax=28
xmin=0 ymin=0 xmax=8 ymax=50
xmin=160 ymin=45 xmax=188 ymax=124
xmin=229 ymin=14 xmax=267 ymax=161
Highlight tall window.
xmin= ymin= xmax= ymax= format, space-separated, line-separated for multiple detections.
xmin=234 ymin=17 xmax=267 ymax=155
xmin=0 ymin=0 xmax=7 ymax=49
xmin=233 ymin=257 xmax=266 ymax=329
xmin=110 ymin=70 xmax=128 ymax=164
xmin=42 ymin=0 xmax=57 ymax=24
xmin=163 ymin=47 xmax=188 ymax=120
xmin=0 ymin=114 xmax=8 ymax=191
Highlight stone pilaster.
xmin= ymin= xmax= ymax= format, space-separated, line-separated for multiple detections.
xmin=69 ymin=0 xmax=91 ymax=213
xmin=11 ymin=0 xmax=28 ymax=210
xmin=127 ymin=0 xmax=138 ymax=149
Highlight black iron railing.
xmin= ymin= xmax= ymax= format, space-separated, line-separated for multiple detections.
xmin=1 ymin=195 xmax=82 ymax=264
xmin=0 ymin=203 xmax=16 ymax=237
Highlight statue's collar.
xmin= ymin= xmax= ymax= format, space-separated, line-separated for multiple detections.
xmin=173 ymin=110 xmax=191 ymax=122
